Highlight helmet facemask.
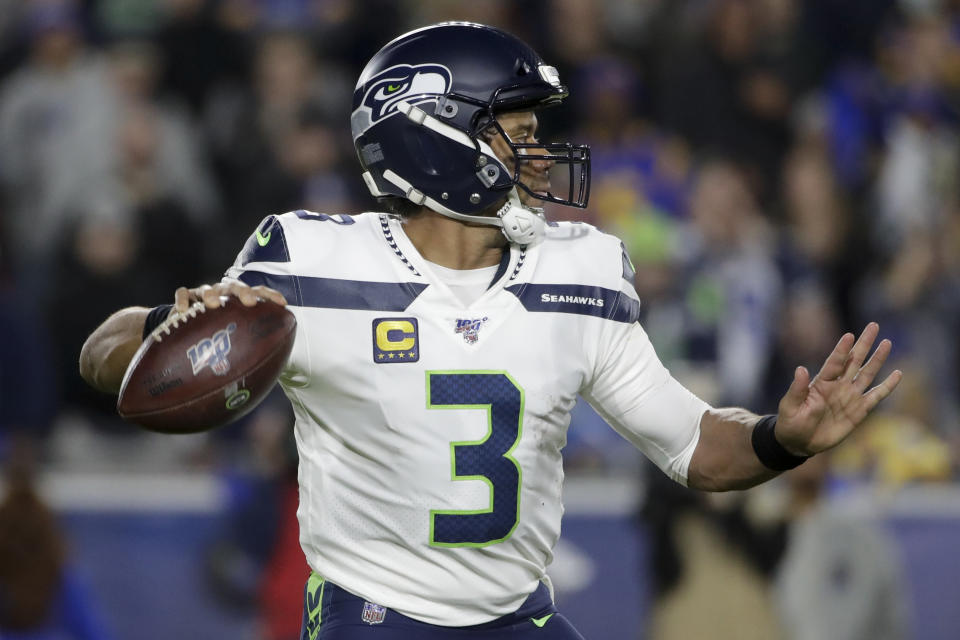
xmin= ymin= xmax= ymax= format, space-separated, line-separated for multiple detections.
xmin=475 ymin=113 xmax=591 ymax=210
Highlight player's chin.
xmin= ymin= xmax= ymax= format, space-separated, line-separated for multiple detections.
xmin=514 ymin=191 xmax=536 ymax=208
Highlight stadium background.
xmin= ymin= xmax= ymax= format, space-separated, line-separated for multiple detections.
xmin=0 ymin=0 xmax=958 ymax=638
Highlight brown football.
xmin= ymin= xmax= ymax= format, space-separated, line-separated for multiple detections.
xmin=117 ymin=298 xmax=296 ymax=433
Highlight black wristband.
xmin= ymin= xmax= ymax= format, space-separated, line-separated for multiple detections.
xmin=142 ymin=304 xmax=174 ymax=340
xmin=751 ymin=415 xmax=810 ymax=471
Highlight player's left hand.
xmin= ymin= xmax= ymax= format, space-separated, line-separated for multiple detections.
xmin=773 ymin=322 xmax=902 ymax=457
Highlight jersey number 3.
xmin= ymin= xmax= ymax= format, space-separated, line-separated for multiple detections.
xmin=427 ymin=371 xmax=524 ymax=548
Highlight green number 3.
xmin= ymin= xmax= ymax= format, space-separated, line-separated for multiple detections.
xmin=427 ymin=371 xmax=524 ymax=548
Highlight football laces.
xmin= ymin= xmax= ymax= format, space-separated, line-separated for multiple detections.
xmin=152 ymin=301 xmax=207 ymax=343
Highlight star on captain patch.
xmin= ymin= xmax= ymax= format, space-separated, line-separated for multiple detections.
xmin=454 ymin=316 xmax=488 ymax=344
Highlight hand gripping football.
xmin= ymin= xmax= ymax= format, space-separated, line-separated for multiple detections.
xmin=117 ymin=298 xmax=296 ymax=433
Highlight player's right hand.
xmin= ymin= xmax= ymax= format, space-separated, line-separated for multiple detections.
xmin=174 ymin=281 xmax=288 ymax=314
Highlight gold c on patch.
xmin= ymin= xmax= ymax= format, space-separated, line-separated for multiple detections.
xmin=372 ymin=317 xmax=419 ymax=363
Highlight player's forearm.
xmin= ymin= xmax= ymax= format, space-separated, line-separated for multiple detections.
xmin=79 ymin=307 xmax=150 ymax=394
xmin=686 ymin=407 xmax=779 ymax=491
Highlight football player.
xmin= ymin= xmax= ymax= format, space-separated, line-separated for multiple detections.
xmin=79 ymin=23 xmax=901 ymax=640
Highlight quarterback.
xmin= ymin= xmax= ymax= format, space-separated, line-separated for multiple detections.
xmin=80 ymin=23 xmax=901 ymax=640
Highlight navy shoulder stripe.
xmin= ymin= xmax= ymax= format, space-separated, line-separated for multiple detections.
xmin=239 ymin=216 xmax=290 ymax=266
xmin=505 ymin=283 xmax=640 ymax=323
xmin=239 ymin=270 xmax=427 ymax=311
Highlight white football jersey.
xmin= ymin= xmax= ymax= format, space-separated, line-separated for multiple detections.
xmin=224 ymin=211 xmax=708 ymax=626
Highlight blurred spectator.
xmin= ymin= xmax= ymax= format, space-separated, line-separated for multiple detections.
xmin=0 ymin=6 xmax=216 ymax=309
xmin=641 ymin=452 xmax=911 ymax=640
xmin=775 ymin=144 xmax=864 ymax=327
xmin=0 ymin=439 xmax=113 ymax=639
xmin=0 ymin=0 xmax=113 ymax=293
xmin=302 ymin=0 xmax=403 ymax=67
xmin=206 ymin=395 xmax=307 ymax=640
xmin=641 ymin=463 xmax=785 ymax=640
xmin=774 ymin=455 xmax=908 ymax=640
xmin=873 ymin=18 xmax=959 ymax=253
xmin=653 ymin=0 xmax=799 ymax=197
xmin=62 ymin=38 xmax=220 ymax=228
xmin=46 ymin=193 xmax=204 ymax=426
xmin=661 ymin=161 xmax=782 ymax=407
xmin=0 ymin=0 xmax=27 ymax=80
xmin=94 ymin=0 xmax=163 ymax=38
xmin=155 ymin=0 xmax=250 ymax=115
xmin=803 ymin=62 xmax=889 ymax=191
xmin=204 ymin=30 xmax=353 ymax=268
xmin=855 ymin=225 xmax=960 ymax=437
xmin=761 ymin=285 xmax=840 ymax=412
xmin=760 ymin=142 xmax=871 ymax=413
xmin=572 ymin=57 xmax=694 ymax=224
xmin=803 ymin=0 xmax=899 ymax=63
xmin=545 ymin=0 xmax=606 ymax=65
xmin=0 ymin=217 xmax=58 ymax=446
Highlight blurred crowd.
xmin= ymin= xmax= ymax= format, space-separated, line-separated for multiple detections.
xmin=0 ymin=0 xmax=958 ymax=638
xmin=0 ymin=0 xmax=956 ymax=480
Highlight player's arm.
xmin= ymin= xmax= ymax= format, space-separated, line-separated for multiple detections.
xmin=688 ymin=323 xmax=902 ymax=491
xmin=79 ymin=283 xmax=286 ymax=394
xmin=79 ymin=306 xmax=151 ymax=394
xmin=687 ymin=408 xmax=775 ymax=490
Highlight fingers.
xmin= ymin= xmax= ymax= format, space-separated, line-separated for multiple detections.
xmin=172 ymin=282 xmax=287 ymax=312
xmin=792 ymin=323 xmax=901 ymax=451
xmin=251 ymin=285 xmax=287 ymax=307
xmin=228 ymin=282 xmax=260 ymax=307
xmin=842 ymin=322 xmax=880 ymax=381
xmin=779 ymin=366 xmax=810 ymax=414
xmin=816 ymin=332 xmax=855 ymax=382
xmin=220 ymin=282 xmax=287 ymax=307
xmin=198 ymin=284 xmax=222 ymax=309
xmin=852 ymin=338 xmax=892 ymax=392
xmin=174 ymin=287 xmax=192 ymax=313
xmin=860 ymin=369 xmax=903 ymax=415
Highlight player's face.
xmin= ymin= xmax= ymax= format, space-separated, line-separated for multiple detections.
xmin=487 ymin=111 xmax=553 ymax=207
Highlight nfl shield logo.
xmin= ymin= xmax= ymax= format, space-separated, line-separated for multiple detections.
xmin=361 ymin=601 xmax=387 ymax=625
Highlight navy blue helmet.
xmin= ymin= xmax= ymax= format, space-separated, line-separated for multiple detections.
xmin=351 ymin=22 xmax=590 ymax=244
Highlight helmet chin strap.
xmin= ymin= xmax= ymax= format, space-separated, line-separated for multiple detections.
xmin=381 ymin=167 xmax=546 ymax=246
xmin=493 ymin=189 xmax=546 ymax=245
xmin=422 ymin=189 xmax=545 ymax=246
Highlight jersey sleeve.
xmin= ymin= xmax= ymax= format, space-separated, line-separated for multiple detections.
xmin=223 ymin=214 xmax=299 ymax=303
xmin=222 ymin=213 xmax=310 ymax=388
xmin=580 ymin=244 xmax=710 ymax=486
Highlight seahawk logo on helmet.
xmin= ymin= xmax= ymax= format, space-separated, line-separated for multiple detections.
xmin=355 ymin=63 xmax=452 ymax=129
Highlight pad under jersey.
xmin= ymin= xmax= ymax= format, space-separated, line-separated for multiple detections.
xmin=224 ymin=211 xmax=708 ymax=626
